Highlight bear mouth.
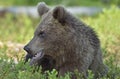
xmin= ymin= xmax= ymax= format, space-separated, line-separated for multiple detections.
xmin=30 ymin=51 xmax=44 ymax=65
xmin=24 ymin=51 xmax=44 ymax=65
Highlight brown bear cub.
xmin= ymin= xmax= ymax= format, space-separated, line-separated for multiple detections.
xmin=24 ymin=2 xmax=108 ymax=79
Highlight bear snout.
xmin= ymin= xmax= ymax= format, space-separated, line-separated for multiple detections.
xmin=24 ymin=45 xmax=32 ymax=54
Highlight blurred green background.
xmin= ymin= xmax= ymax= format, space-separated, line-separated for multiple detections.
xmin=0 ymin=0 xmax=120 ymax=79
xmin=0 ymin=0 xmax=120 ymax=6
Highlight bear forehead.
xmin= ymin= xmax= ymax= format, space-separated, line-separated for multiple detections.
xmin=41 ymin=10 xmax=53 ymax=22
xmin=41 ymin=10 xmax=60 ymax=23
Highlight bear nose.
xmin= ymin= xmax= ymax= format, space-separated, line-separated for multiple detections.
xmin=24 ymin=45 xmax=31 ymax=54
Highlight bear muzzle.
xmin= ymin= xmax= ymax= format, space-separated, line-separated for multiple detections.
xmin=24 ymin=45 xmax=45 ymax=65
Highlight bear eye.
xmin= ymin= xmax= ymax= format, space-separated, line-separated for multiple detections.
xmin=38 ymin=31 xmax=45 ymax=38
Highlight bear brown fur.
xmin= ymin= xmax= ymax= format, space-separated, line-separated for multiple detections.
xmin=24 ymin=2 xmax=108 ymax=79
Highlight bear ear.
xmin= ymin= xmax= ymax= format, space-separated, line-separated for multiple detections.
xmin=37 ymin=2 xmax=49 ymax=16
xmin=53 ymin=6 xmax=66 ymax=25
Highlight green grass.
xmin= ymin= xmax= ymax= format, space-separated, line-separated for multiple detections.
xmin=0 ymin=6 xmax=120 ymax=79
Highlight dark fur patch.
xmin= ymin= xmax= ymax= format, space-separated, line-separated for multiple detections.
xmin=37 ymin=55 xmax=56 ymax=72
